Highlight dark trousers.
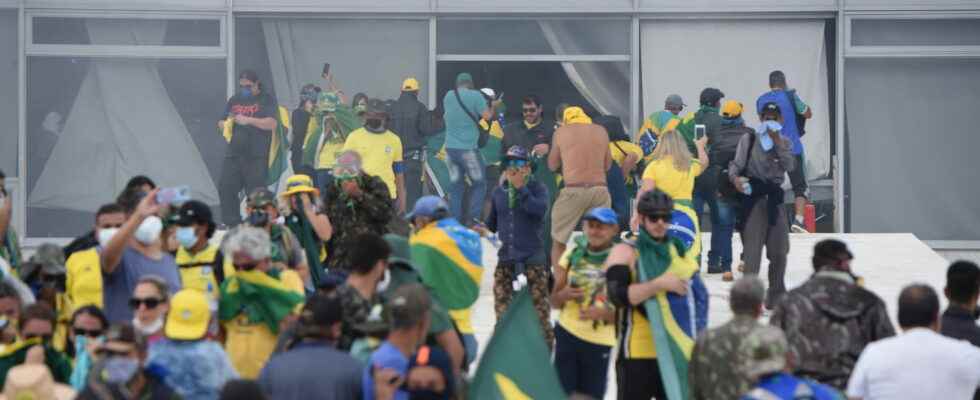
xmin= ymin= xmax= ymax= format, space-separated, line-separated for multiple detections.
xmin=403 ymin=158 xmax=424 ymax=211
xmin=616 ymin=358 xmax=666 ymax=400
xmin=554 ymin=324 xmax=612 ymax=399
xmin=219 ymin=153 xmax=266 ymax=225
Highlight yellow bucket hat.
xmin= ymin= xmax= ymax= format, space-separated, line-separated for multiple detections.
xmin=281 ymin=174 xmax=320 ymax=197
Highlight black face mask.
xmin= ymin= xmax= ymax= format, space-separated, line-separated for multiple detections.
xmin=365 ymin=118 xmax=384 ymax=132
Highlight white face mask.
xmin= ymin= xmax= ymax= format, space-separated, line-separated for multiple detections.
xmin=132 ymin=316 xmax=164 ymax=336
xmin=98 ymin=228 xmax=120 ymax=247
xmin=134 ymin=216 xmax=163 ymax=245
xmin=376 ymin=268 xmax=391 ymax=293
xmin=273 ymin=215 xmax=285 ymax=226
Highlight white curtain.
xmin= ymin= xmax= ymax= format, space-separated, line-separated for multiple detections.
xmin=640 ymin=20 xmax=831 ymax=180
xmin=539 ymin=21 xmax=631 ymax=125
xmin=261 ymin=19 xmax=429 ymax=110
xmin=0 ymin=11 xmax=16 ymax=176
xmin=29 ymin=20 xmax=218 ymax=211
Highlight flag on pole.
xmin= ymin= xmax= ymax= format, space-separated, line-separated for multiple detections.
xmin=469 ymin=289 xmax=566 ymax=400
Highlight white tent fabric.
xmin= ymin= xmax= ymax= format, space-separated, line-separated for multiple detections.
xmin=0 ymin=11 xmax=16 ymax=176
xmin=261 ymin=19 xmax=428 ymax=110
xmin=640 ymin=20 xmax=831 ymax=180
xmin=539 ymin=20 xmax=631 ymax=126
xmin=29 ymin=20 xmax=218 ymax=211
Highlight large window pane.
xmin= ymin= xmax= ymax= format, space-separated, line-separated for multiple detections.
xmin=845 ymin=59 xmax=980 ymax=240
xmin=27 ymin=57 xmax=225 ymax=237
xmin=851 ymin=18 xmax=980 ymax=47
xmin=236 ymin=18 xmax=429 ymax=111
xmin=32 ymin=17 xmax=222 ymax=46
xmin=437 ymin=19 xmax=630 ymax=55
xmin=0 ymin=10 xmax=17 ymax=176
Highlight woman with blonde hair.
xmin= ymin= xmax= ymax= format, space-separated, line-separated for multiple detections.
xmin=632 ymin=129 xmax=708 ymax=260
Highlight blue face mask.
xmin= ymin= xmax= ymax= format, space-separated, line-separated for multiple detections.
xmin=176 ymin=227 xmax=198 ymax=249
xmin=103 ymin=357 xmax=140 ymax=385
xmin=240 ymin=86 xmax=254 ymax=98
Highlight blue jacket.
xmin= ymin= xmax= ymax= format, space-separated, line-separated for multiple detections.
xmin=741 ymin=372 xmax=843 ymax=400
xmin=756 ymin=89 xmax=804 ymax=155
xmin=486 ymin=179 xmax=549 ymax=265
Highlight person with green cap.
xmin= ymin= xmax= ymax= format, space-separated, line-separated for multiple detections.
xmin=19 ymin=243 xmax=71 ymax=351
xmin=739 ymin=326 xmax=842 ymax=400
xmin=441 ymin=72 xmax=495 ymax=225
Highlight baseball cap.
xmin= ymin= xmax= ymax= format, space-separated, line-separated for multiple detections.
xmin=740 ymin=326 xmax=789 ymax=380
xmin=456 ymin=72 xmax=473 ymax=86
xmin=582 ymin=207 xmax=619 ymax=226
xmin=247 ymin=188 xmax=277 ymax=208
xmin=406 ymin=195 xmax=449 ymax=221
xmin=721 ymin=100 xmax=744 ymax=119
xmin=503 ymin=145 xmax=530 ymax=163
xmin=699 ymin=87 xmax=725 ymax=107
xmin=402 ymin=78 xmax=420 ymax=92
xmin=23 ymin=244 xmax=65 ymax=277
xmin=165 ymin=289 xmax=210 ymax=340
xmin=366 ymin=98 xmax=389 ymax=116
xmin=760 ymin=101 xmax=782 ymax=118
xmin=480 ymin=88 xmax=496 ymax=99
xmin=665 ymin=94 xmax=686 ymax=108
xmin=176 ymin=200 xmax=214 ymax=227
xmin=387 ymin=284 xmax=431 ymax=330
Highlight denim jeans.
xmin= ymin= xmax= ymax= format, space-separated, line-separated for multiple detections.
xmin=693 ymin=192 xmax=736 ymax=270
xmin=446 ymin=148 xmax=487 ymax=224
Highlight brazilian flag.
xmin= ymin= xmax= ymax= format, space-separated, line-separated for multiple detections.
xmin=218 ymin=269 xmax=305 ymax=334
xmin=410 ymin=218 xmax=483 ymax=310
xmin=469 ymin=290 xmax=566 ymax=399
xmin=0 ymin=339 xmax=72 ymax=387
xmin=301 ymin=105 xmax=363 ymax=168
xmin=220 ymin=106 xmax=295 ymax=191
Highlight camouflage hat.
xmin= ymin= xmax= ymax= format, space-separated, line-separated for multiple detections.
xmin=247 ymin=188 xmax=277 ymax=208
xmin=316 ymin=91 xmax=339 ymax=114
xmin=740 ymin=326 xmax=789 ymax=381
xmin=23 ymin=244 xmax=66 ymax=277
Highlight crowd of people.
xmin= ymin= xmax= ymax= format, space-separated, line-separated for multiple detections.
xmin=0 ymin=66 xmax=976 ymax=400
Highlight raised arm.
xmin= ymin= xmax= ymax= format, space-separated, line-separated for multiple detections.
xmin=101 ymin=189 xmax=160 ymax=274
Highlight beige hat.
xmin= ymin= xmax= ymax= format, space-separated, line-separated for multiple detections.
xmin=0 ymin=364 xmax=76 ymax=400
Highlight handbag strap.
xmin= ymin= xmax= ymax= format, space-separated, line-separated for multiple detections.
xmin=454 ymin=88 xmax=483 ymax=126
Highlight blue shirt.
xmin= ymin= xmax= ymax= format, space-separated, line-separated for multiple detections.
xmin=741 ymin=372 xmax=843 ymax=400
xmin=102 ymin=247 xmax=182 ymax=323
xmin=442 ymin=88 xmax=487 ymax=150
xmin=362 ymin=341 xmax=410 ymax=400
xmin=486 ymin=180 xmax=549 ymax=265
xmin=756 ymin=89 xmax=807 ymax=155
xmin=147 ymin=339 xmax=239 ymax=400
xmin=259 ymin=342 xmax=363 ymax=400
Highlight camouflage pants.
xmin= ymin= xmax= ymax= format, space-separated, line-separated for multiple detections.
xmin=494 ymin=263 xmax=554 ymax=350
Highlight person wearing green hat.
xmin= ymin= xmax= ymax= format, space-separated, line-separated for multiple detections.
xmin=441 ymin=72 xmax=495 ymax=225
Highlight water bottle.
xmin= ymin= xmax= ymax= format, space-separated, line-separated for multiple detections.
xmin=487 ymin=233 xmax=502 ymax=249
xmin=740 ymin=177 xmax=752 ymax=196
xmin=206 ymin=282 xmax=219 ymax=336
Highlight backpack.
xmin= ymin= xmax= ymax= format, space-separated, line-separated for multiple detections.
xmin=711 ymin=126 xmax=754 ymax=198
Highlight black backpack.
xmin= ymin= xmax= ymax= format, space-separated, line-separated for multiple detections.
xmin=711 ymin=126 xmax=755 ymax=198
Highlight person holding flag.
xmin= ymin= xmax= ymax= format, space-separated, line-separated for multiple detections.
xmin=408 ymin=196 xmax=483 ymax=367
xmin=605 ymin=189 xmax=708 ymax=400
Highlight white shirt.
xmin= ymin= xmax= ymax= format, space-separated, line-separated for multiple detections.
xmin=847 ymin=328 xmax=980 ymax=400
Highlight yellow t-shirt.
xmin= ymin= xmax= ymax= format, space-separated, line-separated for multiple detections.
xmin=222 ymin=269 xmax=304 ymax=379
xmin=65 ymin=248 xmax=103 ymax=309
xmin=342 ymin=128 xmax=403 ymax=199
xmin=317 ymin=141 xmax=346 ymax=170
xmin=621 ymin=243 xmax=697 ymax=359
xmin=610 ymin=141 xmax=644 ymax=185
xmin=557 ymin=245 xmax=616 ymax=347
xmin=641 ymin=157 xmax=703 ymax=201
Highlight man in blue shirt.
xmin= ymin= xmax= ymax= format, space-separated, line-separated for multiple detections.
xmin=442 ymin=72 xmax=494 ymax=225
xmin=756 ymin=70 xmax=813 ymax=234
xmin=363 ymin=284 xmax=432 ymax=400
xmin=740 ymin=325 xmax=843 ymax=400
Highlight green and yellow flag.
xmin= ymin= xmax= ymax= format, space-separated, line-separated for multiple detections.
xmin=218 ymin=269 xmax=305 ymax=334
xmin=469 ymin=289 xmax=566 ymax=400
xmin=410 ymin=218 xmax=483 ymax=310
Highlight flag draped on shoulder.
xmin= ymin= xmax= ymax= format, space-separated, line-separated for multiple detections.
xmin=301 ymin=105 xmax=362 ymax=167
xmin=469 ymin=290 xmax=566 ymax=400
xmin=266 ymin=105 xmax=293 ymax=189
xmin=410 ymin=218 xmax=483 ymax=310
xmin=634 ymin=229 xmax=709 ymax=400
xmin=218 ymin=269 xmax=304 ymax=334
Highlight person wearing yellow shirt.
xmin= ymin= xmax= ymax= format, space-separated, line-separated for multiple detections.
xmin=66 ymin=204 xmax=127 ymax=310
xmin=633 ymin=129 xmax=709 ymax=264
xmin=342 ymin=99 xmax=406 ymax=214
xmin=174 ymin=200 xmax=233 ymax=302
xmin=219 ymin=227 xmax=305 ymax=379
xmin=551 ymin=207 xmax=620 ymax=400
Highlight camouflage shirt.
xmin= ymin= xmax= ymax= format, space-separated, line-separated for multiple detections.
xmin=770 ymin=270 xmax=895 ymax=389
xmin=334 ymin=283 xmax=381 ymax=351
xmin=690 ymin=315 xmax=769 ymax=400
xmin=323 ymin=173 xmax=394 ymax=271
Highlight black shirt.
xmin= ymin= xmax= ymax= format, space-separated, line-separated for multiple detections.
xmin=291 ymin=108 xmax=312 ymax=171
xmin=222 ymin=92 xmax=276 ymax=157
xmin=500 ymin=119 xmax=555 ymax=158
xmin=940 ymin=305 xmax=980 ymax=347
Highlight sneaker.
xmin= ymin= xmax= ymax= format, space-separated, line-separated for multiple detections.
xmin=722 ymin=271 xmax=734 ymax=282
xmin=737 ymin=261 xmax=745 ymax=273
xmin=791 ymin=221 xmax=809 ymax=233
xmin=706 ymin=263 xmax=725 ymax=274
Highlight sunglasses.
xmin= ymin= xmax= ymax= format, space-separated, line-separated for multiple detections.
xmin=24 ymin=333 xmax=53 ymax=342
xmin=128 ymin=297 xmax=162 ymax=310
xmin=73 ymin=328 xmax=104 ymax=338
xmin=506 ymin=160 xmax=529 ymax=169
xmin=646 ymin=213 xmax=672 ymax=223
xmin=96 ymin=348 xmax=134 ymax=358
xmin=234 ymin=262 xmax=259 ymax=271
